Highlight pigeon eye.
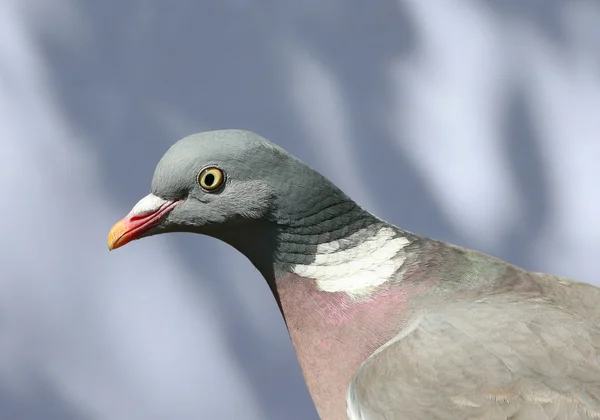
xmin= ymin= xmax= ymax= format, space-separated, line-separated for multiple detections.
xmin=198 ymin=167 xmax=225 ymax=192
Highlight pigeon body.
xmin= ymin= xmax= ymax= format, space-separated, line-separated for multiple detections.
xmin=108 ymin=130 xmax=600 ymax=419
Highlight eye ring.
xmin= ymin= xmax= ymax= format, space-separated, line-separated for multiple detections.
xmin=197 ymin=166 xmax=226 ymax=192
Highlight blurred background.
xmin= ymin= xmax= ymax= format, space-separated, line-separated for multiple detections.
xmin=1 ymin=0 xmax=599 ymax=419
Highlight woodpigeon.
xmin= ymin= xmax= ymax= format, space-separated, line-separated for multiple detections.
xmin=108 ymin=130 xmax=600 ymax=420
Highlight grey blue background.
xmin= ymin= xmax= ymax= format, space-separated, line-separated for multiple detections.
xmin=1 ymin=1 xmax=599 ymax=419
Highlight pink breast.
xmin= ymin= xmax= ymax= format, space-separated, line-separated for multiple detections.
xmin=274 ymin=273 xmax=417 ymax=419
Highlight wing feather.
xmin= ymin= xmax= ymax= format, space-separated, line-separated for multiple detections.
xmin=347 ymin=296 xmax=600 ymax=420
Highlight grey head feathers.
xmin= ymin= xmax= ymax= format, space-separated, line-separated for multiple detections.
xmin=152 ymin=129 xmax=343 ymax=226
xmin=149 ymin=130 xmax=381 ymax=246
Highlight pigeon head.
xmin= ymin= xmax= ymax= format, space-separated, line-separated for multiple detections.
xmin=107 ymin=129 xmax=346 ymax=252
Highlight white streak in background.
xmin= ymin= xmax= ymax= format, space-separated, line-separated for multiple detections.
xmin=0 ymin=3 xmax=262 ymax=420
xmin=387 ymin=0 xmax=600 ymax=284
xmin=517 ymin=1 xmax=600 ymax=284
xmin=283 ymin=43 xmax=379 ymax=213
xmin=388 ymin=0 xmax=522 ymax=249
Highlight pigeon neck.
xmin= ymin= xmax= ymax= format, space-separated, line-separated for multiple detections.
xmin=274 ymin=200 xmax=414 ymax=298
xmin=213 ymin=195 xmax=416 ymax=306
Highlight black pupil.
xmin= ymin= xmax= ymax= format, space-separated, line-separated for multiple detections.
xmin=204 ymin=173 xmax=215 ymax=186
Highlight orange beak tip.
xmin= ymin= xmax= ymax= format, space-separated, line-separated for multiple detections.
xmin=107 ymin=219 xmax=127 ymax=251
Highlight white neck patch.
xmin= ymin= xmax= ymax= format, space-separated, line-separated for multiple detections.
xmin=291 ymin=226 xmax=410 ymax=298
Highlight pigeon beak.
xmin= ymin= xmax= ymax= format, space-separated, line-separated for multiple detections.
xmin=108 ymin=193 xmax=181 ymax=251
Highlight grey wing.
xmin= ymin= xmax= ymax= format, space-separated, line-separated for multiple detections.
xmin=347 ymin=297 xmax=600 ymax=420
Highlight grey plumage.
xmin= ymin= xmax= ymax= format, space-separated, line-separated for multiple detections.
xmin=348 ymin=265 xmax=600 ymax=419
xmin=108 ymin=130 xmax=600 ymax=420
